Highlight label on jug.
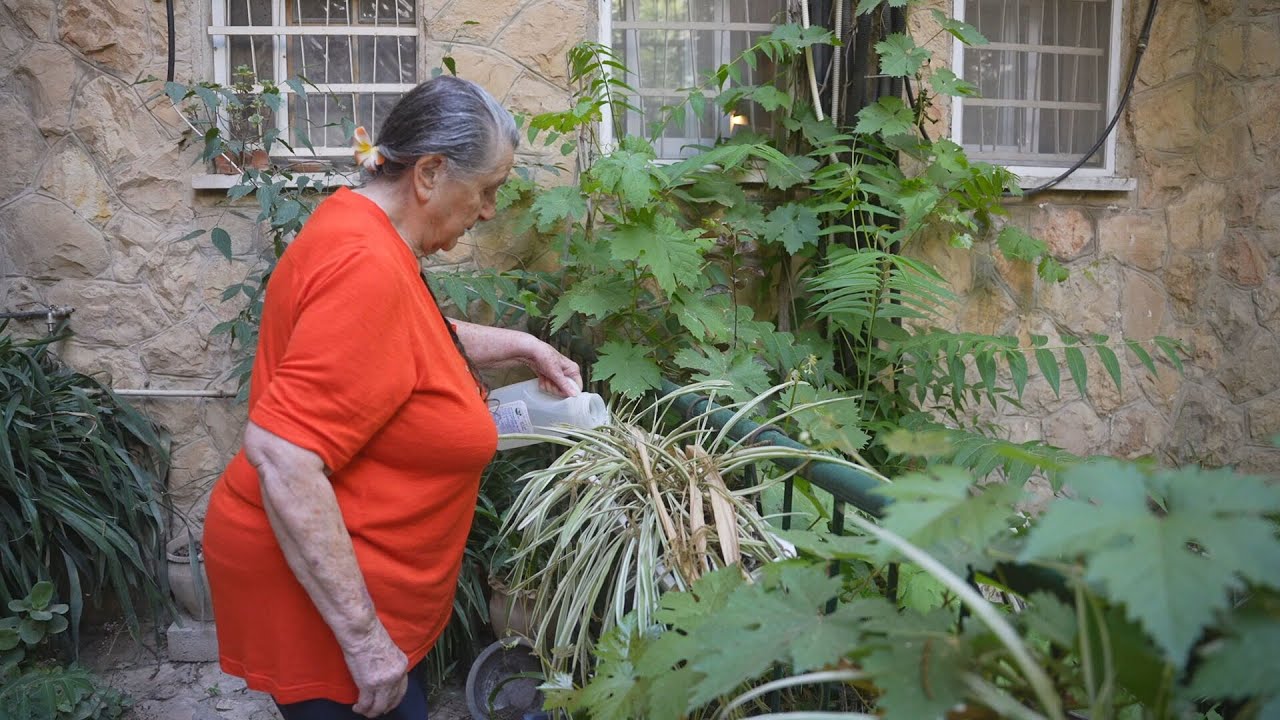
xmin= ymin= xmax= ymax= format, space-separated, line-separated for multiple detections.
xmin=491 ymin=400 xmax=534 ymax=435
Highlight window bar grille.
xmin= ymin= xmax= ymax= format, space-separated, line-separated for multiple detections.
xmin=274 ymin=0 xmax=290 ymax=145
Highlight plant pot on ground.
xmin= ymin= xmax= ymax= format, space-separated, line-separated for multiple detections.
xmin=165 ymin=534 xmax=211 ymax=621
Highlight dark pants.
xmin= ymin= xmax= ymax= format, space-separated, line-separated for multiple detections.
xmin=274 ymin=668 xmax=428 ymax=720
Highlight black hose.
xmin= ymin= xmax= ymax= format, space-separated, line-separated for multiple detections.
xmin=1019 ymin=0 xmax=1160 ymax=196
xmin=166 ymin=0 xmax=176 ymax=82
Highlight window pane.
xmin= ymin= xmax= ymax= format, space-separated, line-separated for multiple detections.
xmin=961 ymin=0 xmax=1111 ymax=168
xmin=612 ymin=0 xmax=785 ymax=158
xmin=228 ymin=0 xmax=273 ymax=81
xmin=289 ymin=91 xmax=401 ymax=147
xmin=285 ymin=35 xmax=414 ymax=84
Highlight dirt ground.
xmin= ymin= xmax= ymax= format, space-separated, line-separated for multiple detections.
xmin=79 ymin=624 xmax=473 ymax=720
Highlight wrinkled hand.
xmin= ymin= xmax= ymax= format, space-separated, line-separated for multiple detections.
xmin=343 ymin=623 xmax=408 ymax=718
xmin=523 ymin=340 xmax=583 ymax=397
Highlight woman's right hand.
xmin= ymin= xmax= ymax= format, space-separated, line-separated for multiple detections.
xmin=343 ymin=623 xmax=409 ymax=717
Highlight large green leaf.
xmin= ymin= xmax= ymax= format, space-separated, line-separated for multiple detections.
xmin=1187 ymin=611 xmax=1280 ymax=702
xmin=588 ymin=150 xmax=659 ymax=208
xmin=876 ymin=33 xmax=930 ymax=78
xmin=759 ymin=202 xmax=821 ymax=253
xmin=672 ymin=347 xmax=772 ymax=403
xmin=1021 ymin=461 xmax=1280 ymax=666
xmin=592 ymin=340 xmax=662 ymax=399
xmin=607 ymin=215 xmax=711 ymax=295
xmin=855 ymin=96 xmax=916 ymax=137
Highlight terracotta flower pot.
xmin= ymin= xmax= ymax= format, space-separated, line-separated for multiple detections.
xmin=166 ymin=534 xmax=212 ymax=621
xmin=487 ymin=578 xmax=535 ymax=639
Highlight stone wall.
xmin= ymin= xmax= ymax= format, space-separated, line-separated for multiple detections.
xmin=0 ymin=0 xmax=593 ymax=527
xmin=916 ymin=0 xmax=1280 ymax=472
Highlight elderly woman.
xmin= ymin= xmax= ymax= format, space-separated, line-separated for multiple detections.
xmin=202 ymin=76 xmax=580 ymax=720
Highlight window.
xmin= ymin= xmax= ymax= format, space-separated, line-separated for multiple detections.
xmin=209 ymin=0 xmax=418 ymax=155
xmin=604 ymin=0 xmax=786 ymax=159
xmin=952 ymin=0 xmax=1123 ymax=175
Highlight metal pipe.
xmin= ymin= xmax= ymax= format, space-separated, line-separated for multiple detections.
xmin=1 ymin=305 xmax=75 ymax=334
xmin=111 ymin=388 xmax=238 ymax=398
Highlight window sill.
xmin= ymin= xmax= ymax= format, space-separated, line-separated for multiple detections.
xmin=190 ymin=172 xmax=360 ymax=191
xmin=1013 ymin=175 xmax=1136 ymax=192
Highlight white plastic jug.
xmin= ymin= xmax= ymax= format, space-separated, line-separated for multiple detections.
xmin=488 ymin=379 xmax=610 ymax=450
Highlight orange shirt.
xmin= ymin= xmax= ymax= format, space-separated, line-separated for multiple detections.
xmin=202 ymin=187 xmax=498 ymax=703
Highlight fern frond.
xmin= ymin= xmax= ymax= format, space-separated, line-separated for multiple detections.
xmin=809 ymin=247 xmax=955 ymax=338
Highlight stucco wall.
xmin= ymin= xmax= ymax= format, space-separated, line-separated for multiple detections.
xmin=0 ymin=0 xmax=592 ymax=526
xmin=914 ymin=0 xmax=1280 ymax=471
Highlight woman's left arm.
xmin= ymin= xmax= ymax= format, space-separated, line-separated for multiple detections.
xmin=452 ymin=321 xmax=583 ymax=397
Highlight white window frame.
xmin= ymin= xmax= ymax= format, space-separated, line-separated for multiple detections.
xmin=949 ymin=0 xmax=1125 ymax=179
xmin=597 ymin=0 xmax=782 ymax=160
xmin=208 ymin=0 xmax=419 ymax=158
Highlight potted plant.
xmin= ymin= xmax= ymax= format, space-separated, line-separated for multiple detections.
xmin=492 ymin=381 xmax=882 ymax=679
xmin=165 ymin=532 xmax=211 ymax=621
xmin=212 ymin=65 xmax=276 ymax=173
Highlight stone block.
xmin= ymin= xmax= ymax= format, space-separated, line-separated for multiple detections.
xmin=104 ymin=211 xmax=162 ymax=282
xmin=495 ymin=0 xmax=585 ymax=83
xmin=1197 ymin=121 xmax=1251 ymax=183
xmin=1163 ymin=254 xmax=1208 ymax=321
xmin=1247 ymin=0 xmax=1278 ymax=14
xmin=1166 ymin=383 xmax=1246 ymax=466
xmin=1236 ymin=447 xmax=1280 ymax=476
xmin=0 ymin=12 xmax=30 ymax=69
xmin=1246 ymin=391 xmax=1280 ymax=441
xmin=425 ymin=44 xmax=524 ymax=102
xmin=37 ymin=140 xmax=117 ymax=227
xmin=1260 ymin=190 xmax=1280 ymax=255
xmin=1244 ymin=20 xmax=1280 ymax=77
xmin=1110 ymin=401 xmax=1167 ymax=459
xmin=1197 ymin=67 xmax=1247 ymax=131
xmin=1032 ymin=206 xmax=1094 ymax=261
xmin=1206 ymin=280 xmax=1261 ymax=346
xmin=1099 ymin=212 xmax=1166 ymax=271
xmin=1167 ymin=182 xmax=1227 ymax=251
xmin=167 ymin=615 xmax=218 ymax=663
xmin=14 ymin=42 xmax=80 ymax=136
xmin=956 ymin=284 xmax=1018 ymax=336
xmin=1137 ymin=0 xmax=1199 ymax=86
xmin=0 ymin=91 xmax=46 ymax=204
xmin=505 ymin=73 xmax=571 ymax=116
xmin=1041 ymin=264 xmax=1121 ymax=336
xmin=1218 ymin=232 xmax=1268 ymax=286
xmin=1133 ymin=77 xmax=1201 ymax=153
xmin=1246 ymin=79 xmax=1280 ymax=159
xmin=1256 ymin=275 xmax=1280 ymax=330
xmin=72 ymin=76 xmax=173 ymax=171
xmin=1121 ymin=271 xmax=1168 ymax=340
xmin=0 ymin=194 xmax=110 ymax=279
xmin=2 ymin=0 xmax=53 ymax=38
xmin=1203 ymin=0 xmax=1238 ymax=25
xmin=1138 ymin=152 xmax=1203 ymax=210
xmin=1216 ymin=330 xmax=1280 ymax=402
xmin=1209 ymin=22 xmax=1247 ymax=75
xmin=44 ymin=279 xmax=171 ymax=347
xmin=428 ymin=0 xmax=523 ymax=44
xmin=58 ymin=0 xmax=148 ymax=73
xmin=1042 ymin=400 xmax=1107 ymax=457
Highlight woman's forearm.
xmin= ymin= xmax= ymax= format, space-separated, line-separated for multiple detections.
xmin=451 ymin=320 xmax=538 ymax=369
xmin=244 ymin=422 xmax=382 ymax=649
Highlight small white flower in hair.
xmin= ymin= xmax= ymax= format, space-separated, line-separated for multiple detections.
xmin=352 ymin=126 xmax=384 ymax=172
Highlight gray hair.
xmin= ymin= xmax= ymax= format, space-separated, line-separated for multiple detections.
xmin=370 ymin=75 xmax=518 ymax=180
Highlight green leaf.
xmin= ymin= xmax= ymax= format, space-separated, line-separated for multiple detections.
xmin=588 ymin=150 xmax=657 ymax=208
xmin=673 ymin=347 xmax=772 ymax=403
xmin=854 ymin=96 xmax=916 ymax=137
xmin=876 ymin=33 xmax=930 ymax=78
xmin=29 ymin=581 xmax=54 ymax=609
xmin=996 ymin=225 xmax=1048 ymax=264
xmin=1188 ymin=612 xmax=1280 ymax=701
xmin=759 ymin=203 xmax=821 ymax=253
xmin=530 ymin=185 xmax=587 ymax=231
xmin=1064 ymin=345 xmax=1088 ymax=398
xmin=862 ymin=611 xmax=969 ymax=720
xmin=789 ymin=385 xmax=870 ymax=455
xmin=1035 ymin=348 xmax=1060 ymax=396
xmin=211 ymin=227 xmax=233 ymax=260
xmin=592 ymin=340 xmax=662 ymax=399
xmin=872 ymin=466 xmax=1022 ymax=572
xmin=1020 ymin=591 xmax=1078 ymax=649
xmin=177 ymin=228 xmax=207 ymax=243
xmin=1004 ymin=349 xmax=1029 ymax=396
xmin=548 ymin=275 xmax=632 ymax=333
xmin=748 ymin=85 xmax=792 ymax=112
xmin=671 ymin=293 xmax=732 ymax=342
xmin=1153 ymin=336 xmax=1185 ymax=374
xmin=1037 ymin=255 xmax=1069 ymax=283
xmin=607 ymin=215 xmax=711 ymax=295
xmin=0 ymin=627 xmax=18 ymax=651
xmin=1021 ymin=460 xmax=1280 ymax=666
xmin=930 ymin=67 xmax=978 ymax=97
xmin=47 ymin=613 xmax=68 ymax=634
xmin=930 ymin=9 xmax=989 ymax=45
xmin=1094 ymin=342 xmax=1123 ymax=391
xmin=1126 ymin=339 xmax=1158 ymax=376
xmin=18 ymin=617 xmax=43 ymax=645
